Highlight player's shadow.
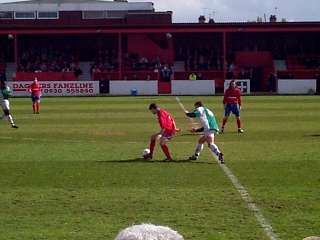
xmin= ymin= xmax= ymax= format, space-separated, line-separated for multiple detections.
xmin=97 ymin=159 xmax=214 ymax=164
xmin=311 ymin=134 xmax=320 ymax=137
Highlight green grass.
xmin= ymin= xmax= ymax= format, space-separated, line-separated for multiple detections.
xmin=0 ymin=95 xmax=319 ymax=239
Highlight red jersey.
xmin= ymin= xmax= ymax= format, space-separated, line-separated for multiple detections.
xmin=157 ymin=109 xmax=175 ymax=133
xmin=28 ymin=83 xmax=41 ymax=95
xmin=223 ymin=88 xmax=242 ymax=106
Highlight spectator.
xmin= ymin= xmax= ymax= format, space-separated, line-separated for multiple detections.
xmin=62 ymin=65 xmax=70 ymax=72
xmin=152 ymin=55 xmax=160 ymax=64
xmin=196 ymin=72 xmax=203 ymax=80
xmin=154 ymin=62 xmax=162 ymax=72
xmin=161 ymin=63 xmax=172 ymax=82
xmin=238 ymin=68 xmax=248 ymax=79
xmin=189 ymin=72 xmax=197 ymax=81
xmin=268 ymin=71 xmax=276 ymax=92
xmin=229 ymin=62 xmax=236 ymax=71
xmin=226 ymin=69 xmax=236 ymax=79
xmin=133 ymin=74 xmax=139 ymax=80
xmin=314 ymin=73 xmax=320 ymax=94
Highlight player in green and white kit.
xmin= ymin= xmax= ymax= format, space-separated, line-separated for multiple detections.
xmin=0 ymin=80 xmax=18 ymax=128
xmin=184 ymin=101 xmax=224 ymax=163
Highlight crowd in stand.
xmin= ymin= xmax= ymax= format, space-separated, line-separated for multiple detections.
xmin=177 ymin=45 xmax=229 ymax=72
xmin=123 ymin=52 xmax=172 ymax=81
xmin=9 ymin=39 xmax=320 ymax=83
xmin=89 ymin=49 xmax=119 ymax=75
xmin=18 ymin=45 xmax=78 ymax=73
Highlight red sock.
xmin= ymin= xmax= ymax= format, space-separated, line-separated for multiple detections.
xmin=222 ymin=119 xmax=227 ymax=128
xmin=149 ymin=140 xmax=156 ymax=158
xmin=161 ymin=145 xmax=171 ymax=159
xmin=33 ymin=104 xmax=36 ymax=112
xmin=237 ymin=118 xmax=242 ymax=129
xmin=37 ymin=103 xmax=40 ymax=112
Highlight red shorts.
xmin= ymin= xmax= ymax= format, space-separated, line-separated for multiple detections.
xmin=162 ymin=129 xmax=175 ymax=140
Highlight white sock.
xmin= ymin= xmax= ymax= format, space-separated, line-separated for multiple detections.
xmin=209 ymin=143 xmax=221 ymax=157
xmin=194 ymin=143 xmax=204 ymax=156
xmin=7 ymin=115 xmax=14 ymax=125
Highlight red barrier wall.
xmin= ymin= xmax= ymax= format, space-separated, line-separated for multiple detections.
xmin=13 ymin=72 xmax=78 ymax=81
xmin=92 ymin=71 xmax=159 ymax=81
xmin=127 ymin=33 xmax=174 ymax=66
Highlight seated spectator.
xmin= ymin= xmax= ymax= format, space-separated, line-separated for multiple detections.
xmin=91 ymin=65 xmax=101 ymax=74
xmin=139 ymin=57 xmax=149 ymax=68
xmin=152 ymin=55 xmax=161 ymax=64
xmin=40 ymin=62 xmax=47 ymax=72
xmin=154 ymin=62 xmax=162 ymax=72
xmin=229 ymin=62 xmax=236 ymax=71
xmin=97 ymin=62 xmax=105 ymax=71
xmin=62 ymin=65 xmax=70 ymax=72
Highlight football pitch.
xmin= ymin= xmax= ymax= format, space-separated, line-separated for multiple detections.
xmin=0 ymin=95 xmax=319 ymax=240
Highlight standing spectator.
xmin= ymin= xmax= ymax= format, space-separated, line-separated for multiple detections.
xmin=27 ymin=77 xmax=42 ymax=114
xmin=0 ymin=80 xmax=18 ymax=128
xmin=184 ymin=101 xmax=224 ymax=164
xmin=314 ymin=73 xmax=320 ymax=94
xmin=196 ymin=72 xmax=203 ymax=80
xmin=161 ymin=64 xmax=172 ymax=82
xmin=145 ymin=103 xmax=180 ymax=162
xmin=221 ymin=80 xmax=243 ymax=133
xmin=189 ymin=72 xmax=197 ymax=81
xmin=238 ymin=68 xmax=248 ymax=79
xmin=268 ymin=72 xmax=277 ymax=92
xmin=226 ymin=69 xmax=236 ymax=79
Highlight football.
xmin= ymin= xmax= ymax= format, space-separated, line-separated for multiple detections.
xmin=142 ymin=148 xmax=150 ymax=158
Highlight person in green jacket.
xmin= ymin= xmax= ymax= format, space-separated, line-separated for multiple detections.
xmin=189 ymin=72 xmax=197 ymax=81
xmin=184 ymin=101 xmax=224 ymax=163
xmin=0 ymin=80 xmax=18 ymax=128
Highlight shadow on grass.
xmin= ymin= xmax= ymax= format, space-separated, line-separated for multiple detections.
xmin=311 ymin=134 xmax=320 ymax=137
xmin=97 ymin=158 xmax=215 ymax=164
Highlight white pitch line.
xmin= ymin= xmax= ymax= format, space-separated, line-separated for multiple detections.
xmin=175 ymin=96 xmax=280 ymax=240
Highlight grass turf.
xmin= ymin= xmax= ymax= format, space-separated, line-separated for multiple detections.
xmin=0 ymin=95 xmax=319 ymax=239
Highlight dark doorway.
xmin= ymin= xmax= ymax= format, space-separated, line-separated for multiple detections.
xmin=248 ymin=67 xmax=264 ymax=92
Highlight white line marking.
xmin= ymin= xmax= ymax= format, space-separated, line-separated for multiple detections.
xmin=176 ymin=96 xmax=280 ymax=240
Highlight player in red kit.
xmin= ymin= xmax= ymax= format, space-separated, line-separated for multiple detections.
xmin=221 ymin=80 xmax=243 ymax=133
xmin=27 ymin=78 xmax=42 ymax=114
xmin=146 ymin=103 xmax=180 ymax=162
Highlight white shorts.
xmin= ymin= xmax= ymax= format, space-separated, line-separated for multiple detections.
xmin=1 ymin=100 xmax=9 ymax=111
xmin=204 ymin=129 xmax=217 ymax=138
